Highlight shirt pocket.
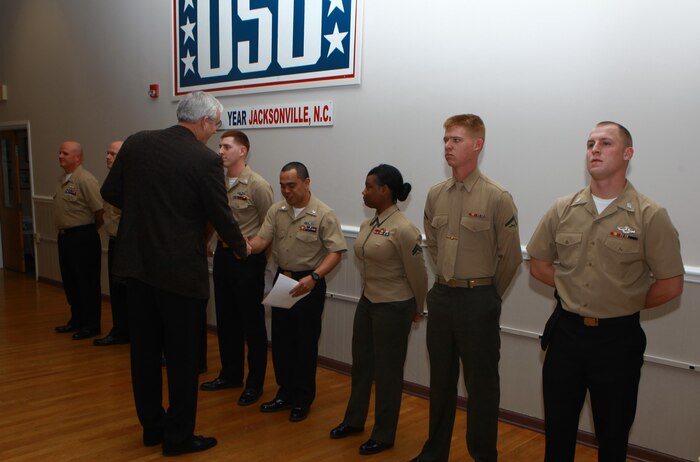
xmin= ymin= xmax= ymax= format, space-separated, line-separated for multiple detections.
xmin=430 ymin=215 xmax=448 ymax=242
xmin=295 ymin=230 xmax=319 ymax=243
xmin=231 ymin=199 xmax=250 ymax=210
xmin=459 ymin=217 xmax=492 ymax=251
xmin=602 ymin=236 xmax=642 ymax=278
xmin=555 ymin=232 xmax=583 ymax=269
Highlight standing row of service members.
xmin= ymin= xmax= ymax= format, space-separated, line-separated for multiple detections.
xmin=52 ymin=90 xmax=684 ymax=461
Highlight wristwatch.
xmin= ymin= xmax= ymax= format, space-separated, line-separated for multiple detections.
xmin=311 ymin=271 xmax=321 ymax=281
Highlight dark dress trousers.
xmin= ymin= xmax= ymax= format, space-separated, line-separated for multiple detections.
xmin=101 ymin=125 xmax=246 ymax=447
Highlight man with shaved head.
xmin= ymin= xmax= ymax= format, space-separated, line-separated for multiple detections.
xmin=54 ymin=141 xmax=104 ymax=340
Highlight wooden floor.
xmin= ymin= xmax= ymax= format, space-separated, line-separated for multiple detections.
xmin=0 ymin=269 xmax=614 ymax=461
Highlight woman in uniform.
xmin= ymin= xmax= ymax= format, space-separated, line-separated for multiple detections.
xmin=329 ymin=164 xmax=427 ymax=455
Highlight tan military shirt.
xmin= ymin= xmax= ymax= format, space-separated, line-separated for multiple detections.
xmin=258 ymin=194 xmax=347 ymax=271
xmin=527 ymin=182 xmax=684 ymax=318
xmin=216 ymin=165 xmax=273 ymax=244
xmin=354 ymin=205 xmax=428 ymax=311
xmin=424 ymin=168 xmax=522 ymax=296
xmin=53 ymin=165 xmax=103 ymax=229
xmin=103 ymin=202 xmax=121 ymax=238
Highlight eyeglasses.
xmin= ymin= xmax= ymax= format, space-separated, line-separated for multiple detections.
xmin=208 ymin=117 xmax=223 ymax=129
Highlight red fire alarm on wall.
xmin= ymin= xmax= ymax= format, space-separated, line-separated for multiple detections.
xmin=148 ymin=84 xmax=159 ymax=99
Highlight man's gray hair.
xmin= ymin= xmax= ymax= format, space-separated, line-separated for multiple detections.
xmin=176 ymin=91 xmax=224 ymax=123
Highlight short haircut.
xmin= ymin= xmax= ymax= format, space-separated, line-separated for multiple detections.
xmin=281 ymin=161 xmax=309 ymax=180
xmin=220 ymin=130 xmax=250 ymax=151
xmin=596 ymin=121 xmax=633 ymax=147
xmin=368 ymin=164 xmax=411 ymax=202
xmin=176 ymin=91 xmax=223 ymax=123
xmin=444 ymin=114 xmax=486 ymax=140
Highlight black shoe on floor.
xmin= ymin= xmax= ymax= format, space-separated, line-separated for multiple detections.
xmin=93 ymin=335 xmax=129 ymax=346
xmin=330 ymin=423 xmax=364 ymax=439
xmin=238 ymin=388 xmax=263 ymax=406
xmin=72 ymin=329 xmax=100 ymax=340
xmin=200 ymin=377 xmax=242 ymax=391
xmin=143 ymin=428 xmax=163 ymax=447
xmin=289 ymin=407 xmax=308 ymax=422
xmin=162 ymin=435 xmax=217 ymax=457
xmin=55 ymin=324 xmax=78 ymax=333
xmin=359 ymin=439 xmax=393 ymax=455
xmin=260 ymin=398 xmax=292 ymax=413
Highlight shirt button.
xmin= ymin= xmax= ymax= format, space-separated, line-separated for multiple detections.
xmin=591 ymin=242 xmax=595 ymax=246
xmin=583 ymin=303 xmax=588 ymax=307
xmin=587 ymin=262 xmax=593 ymax=266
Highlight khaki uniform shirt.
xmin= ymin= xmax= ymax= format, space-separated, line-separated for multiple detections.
xmin=424 ymin=168 xmax=522 ymax=296
xmin=527 ymin=182 xmax=684 ymax=318
xmin=215 ymin=165 xmax=273 ymax=243
xmin=54 ymin=165 xmax=103 ymax=229
xmin=258 ymin=194 xmax=347 ymax=271
xmin=354 ymin=205 xmax=428 ymax=311
xmin=103 ymin=202 xmax=121 ymax=238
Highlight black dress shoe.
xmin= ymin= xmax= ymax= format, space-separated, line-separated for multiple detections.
xmin=260 ymin=398 xmax=292 ymax=413
xmin=55 ymin=324 xmax=78 ymax=333
xmin=238 ymin=388 xmax=263 ymax=406
xmin=200 ymin=377 xmax=242 ymax=391
xmin=143 ymin=428 xmax=163 ymax=447
xmin=162 ymin=435 xmax=217 ymax=457
xmin=330 ymin=423 xmax=364 ymax=439
xmin=289 ymin=407 xmax=308 ymax=422
xmin=359 ymin=439 xmax=393 ymax=455
xmin=72 ymin=329 xmax=99 ymax=340
xmin=93 ymin=335 xmax=129 ymax=346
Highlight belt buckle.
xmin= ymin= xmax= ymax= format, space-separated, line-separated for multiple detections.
xmin=283 ymin=271 xmax=292 ymax=278
xmin=468 ymin=279 xmax=475 ymax=289
xmin=583 ymin=317 xmax=599 ymax=327
xmin=447 ymin=278 xmax=457 ymax=288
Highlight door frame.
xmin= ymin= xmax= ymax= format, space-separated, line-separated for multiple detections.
xmin=0 ymin=120 xmax=37 ymax=277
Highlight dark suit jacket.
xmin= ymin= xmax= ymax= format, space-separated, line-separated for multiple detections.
xmin=101 ymin=125 xmax=246 ymax=299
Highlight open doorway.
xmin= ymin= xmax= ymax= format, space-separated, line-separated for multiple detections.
xmin=0 ymin=127 xmax=35 ymax=276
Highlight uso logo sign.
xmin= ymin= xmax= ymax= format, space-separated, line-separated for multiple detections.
xmin=173 ymin=0 xmax=363 ymax=96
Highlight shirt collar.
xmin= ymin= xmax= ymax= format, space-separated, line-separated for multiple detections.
xmin=371 ymin=204 xmax=399 ymax=227
xmin=575 ymin=181 xmax=637 ymax=216
xmin=447 ymin=167 xmax=481 ymax=192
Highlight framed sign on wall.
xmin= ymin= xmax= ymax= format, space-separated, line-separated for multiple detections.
xmin=173 ymin=0 xmax=363 ymax=96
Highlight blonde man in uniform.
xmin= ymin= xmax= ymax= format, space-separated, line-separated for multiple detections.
xmin=412 ymin=115 xmax=522 ymax=462
xmin=54 ymin=141 xmax=104 ymax=340
xmin=527 ymin=121 xmax=684 ymax=461
xmin=248 ymin=161 xmax=347 ymax=423
xmin=94 ymin=140 xmax=129 ymax=346
xmin=201 ymin=130 xmax=273 ymax=408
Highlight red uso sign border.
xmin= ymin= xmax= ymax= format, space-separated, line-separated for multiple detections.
xmin=173 ymin=0 xmax=363 ymax=96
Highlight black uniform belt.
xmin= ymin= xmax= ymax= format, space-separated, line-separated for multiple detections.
xmin=558 ymin=305 xmax=639 ymax=327
xmin=436 ymin=275 xmax=493 ymax=289
xmin=277 ymin=268 xmax=315 ymax=281
xmin=58 ymin=223 xmax=95 ymax=235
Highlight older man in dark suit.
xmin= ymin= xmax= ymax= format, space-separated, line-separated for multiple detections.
xmin=101 ymin=91 xmax=247 ymax=457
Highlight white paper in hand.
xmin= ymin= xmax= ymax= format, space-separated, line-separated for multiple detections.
xmin=261 ymin=273 xmax=310 ymax=309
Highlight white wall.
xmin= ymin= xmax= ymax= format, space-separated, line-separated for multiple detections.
xmin=1 ymin=0 xmax=699 ymax=459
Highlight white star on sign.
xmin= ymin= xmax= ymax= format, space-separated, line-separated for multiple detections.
xmin=183 ymin=0 xmax=194 ymax=12
xmin=324 ymin=23 xmax=348 ymax=57
xmin=181 ymin=50 xmax=196 ymax=75
xmin=181 ymin=17 xmax=196 ymax=44
xmin=327 ymin=0 xmax=345 ymax=16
